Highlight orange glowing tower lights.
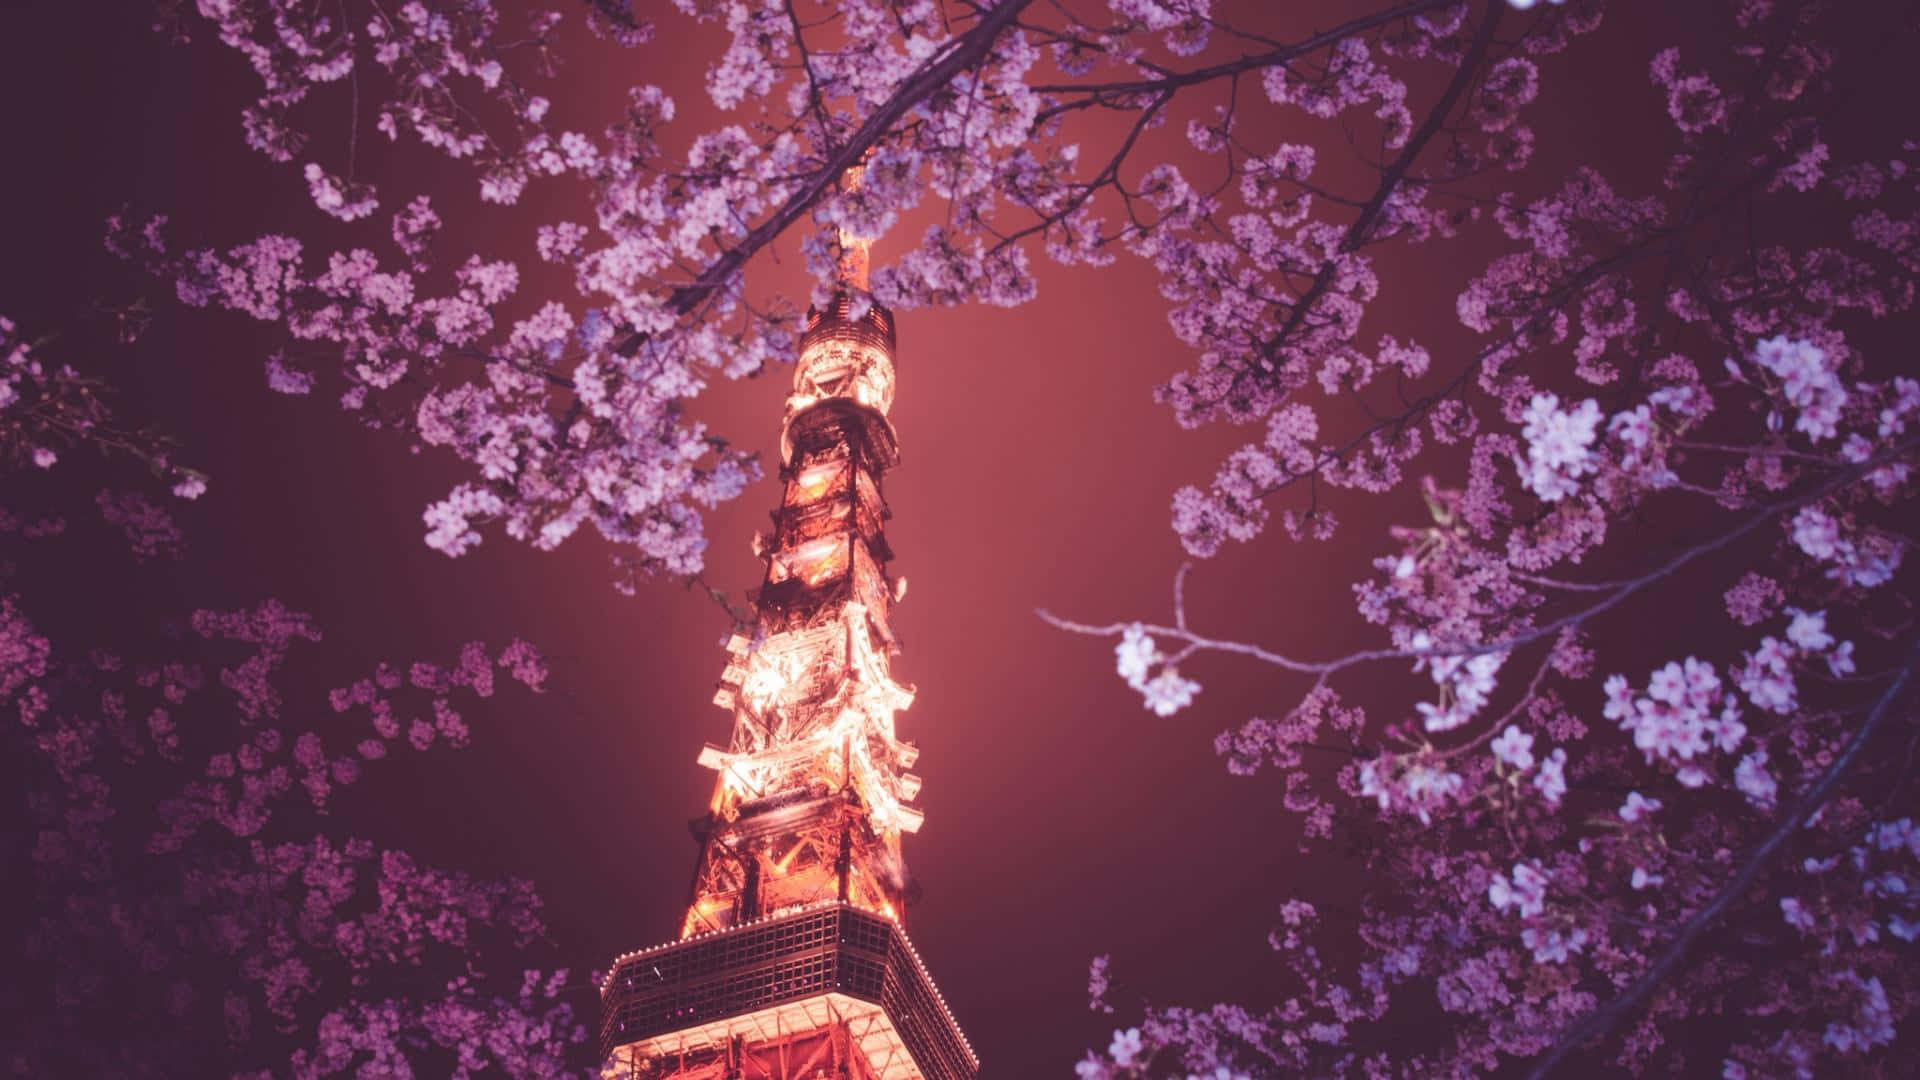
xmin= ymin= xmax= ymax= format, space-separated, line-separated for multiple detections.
xmin=599 ymin=171 xmax=977 ymax=1079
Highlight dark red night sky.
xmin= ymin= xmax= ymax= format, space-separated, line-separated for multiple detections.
xmin=0 ymin=1 xmax=1810 ymax=1073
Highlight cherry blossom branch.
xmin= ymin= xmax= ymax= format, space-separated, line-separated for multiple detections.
xmin=612 ymin=0 xmax=1038 ymax=355
xmin=1039 ymin=438 xmax=1920 ymax=672
xmin=984 ymin=89 xmax=1171 ymax=255
xmin=1257 ymin=1 xmax=1505 ymax=358
xmin=1218 ymin=60 xmax=1861 ymax=513
xmin=1522 ymin=636 xmax=1920 ymax=1080
xmin=1030 ymin=0 xmax=1455 ymax=100
xmin=994 ymin=5 xmax=1481 ymax=262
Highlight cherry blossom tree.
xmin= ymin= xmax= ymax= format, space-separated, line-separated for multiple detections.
xmin=1 ymin=317 xmax=580 ymax=1075
xmin=1040 ymin=2 xmax=1920 ymax=1076
xmin=13 ymin=0 xmax=1919 ymax=1075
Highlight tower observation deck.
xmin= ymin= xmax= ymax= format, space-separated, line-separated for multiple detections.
xmin=600 ymin=183 xmax=977 ymax=1080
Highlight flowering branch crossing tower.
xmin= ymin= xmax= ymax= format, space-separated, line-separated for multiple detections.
xmin=600 ymin=169 xmax=977 ymax=1079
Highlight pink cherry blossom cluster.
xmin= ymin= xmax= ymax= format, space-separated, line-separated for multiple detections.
xmin=1515 ymin=393 xmax=1601 ymax=502
xmin=1601 ymin=656 xmax=1748 ymax=788
xmin=1409 ymin=631 xmax=1507 ymax=733
xmin=1114 ymin=624 xmax=1201 ymax=717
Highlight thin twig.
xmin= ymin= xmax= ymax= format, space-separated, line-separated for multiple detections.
xmin=1039 ymin=438 xmax=1918 ymax=672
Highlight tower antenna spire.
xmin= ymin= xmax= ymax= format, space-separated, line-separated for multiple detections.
xmin=837 ymin=159 xmax=872 ymax=292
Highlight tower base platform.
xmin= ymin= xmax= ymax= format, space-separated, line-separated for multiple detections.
xmin=600 ymin=903 xmax=976 ymax=1080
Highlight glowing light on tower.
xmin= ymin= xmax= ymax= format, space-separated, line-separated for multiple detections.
xmin=599 ymin=171 xmax=976 ymax=1079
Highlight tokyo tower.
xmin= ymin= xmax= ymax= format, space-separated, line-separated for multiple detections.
xmin=599 ymin=173 xmax=977 ymax=1079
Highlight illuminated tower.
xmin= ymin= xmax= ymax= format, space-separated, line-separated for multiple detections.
xmin=600 ymin=180 xmax=977 ymax=1080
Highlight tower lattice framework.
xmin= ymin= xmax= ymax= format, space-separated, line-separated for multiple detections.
xmin=600 ymin=182 xmax=976 ymax=1080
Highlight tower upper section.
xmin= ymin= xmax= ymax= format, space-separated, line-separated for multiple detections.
xmin=782 ymin=186 xmax=899 ymax=469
